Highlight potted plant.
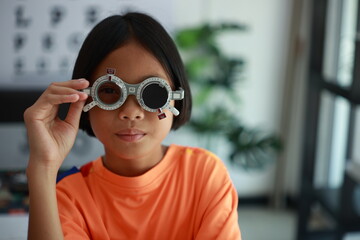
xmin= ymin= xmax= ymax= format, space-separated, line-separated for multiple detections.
xmin=175 ymin=22 xmax=282 ymax=170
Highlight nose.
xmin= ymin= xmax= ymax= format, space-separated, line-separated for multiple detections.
xmin=118 ymin=96 xmax=145 ymax=121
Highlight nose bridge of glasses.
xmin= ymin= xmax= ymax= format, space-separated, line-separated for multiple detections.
xmin=124 ymin=82 xmax=139 ymax=96
xmin=119 ymin=83 xmax=144 ymax=110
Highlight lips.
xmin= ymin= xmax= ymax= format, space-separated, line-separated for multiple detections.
xmin=115 ymin=129 xmax=146 ymax=142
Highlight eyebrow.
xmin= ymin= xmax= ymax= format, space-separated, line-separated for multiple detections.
xmin=91 ymin=72 xmax=174 ymax=88
xmin=141 ymin=74 xmax=168 ymax=81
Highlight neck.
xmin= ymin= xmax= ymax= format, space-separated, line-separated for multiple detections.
xmin=102 ymin=145 xmax=167 ymax=177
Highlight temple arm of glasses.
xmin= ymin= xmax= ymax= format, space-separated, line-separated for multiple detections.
xmin=83 ymin=101 xmax=97 ymax=112
xmin=167 ymin=105 xmax=180 ymax=116
xmin=80 ymin=88 xmax=91 ymax=95
xmin=171 ymin=88 xmax=184 ymax=100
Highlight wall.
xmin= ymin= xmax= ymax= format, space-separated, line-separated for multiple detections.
xmin=167 ymin=0 xmax=295 ymax=197
xmin=0 ymin=0 xmax=296 ymax=197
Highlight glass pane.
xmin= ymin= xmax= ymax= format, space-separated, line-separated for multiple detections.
xmin=337 ymin=0 xmax=358 ymax=87
xmin=328 ymin=95 xmax=350 ymax=187
xmin=314 ymin=91 xmax=350 ymax=188
xmin=351 ymin=107 xmax=360 ymax=164
xmin=323 ymin=0 xmax=357 ymax=87
xmin=323 ymin=0 xmax=342 ymax=82
xmin=314 ymin=91 xmax=334 ymax=188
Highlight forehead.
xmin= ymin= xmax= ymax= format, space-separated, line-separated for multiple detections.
xmin=91 ymin=41 xmax=170 ymax=85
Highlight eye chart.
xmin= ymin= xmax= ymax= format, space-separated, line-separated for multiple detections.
xmin=0 ymin=0 xmax=174 ymax=89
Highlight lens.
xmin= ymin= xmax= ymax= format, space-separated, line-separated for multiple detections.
xmin=142 ymin=83 xmax=168 ymax=109
xmin=97 ymin=82 xmax=122 ymax=104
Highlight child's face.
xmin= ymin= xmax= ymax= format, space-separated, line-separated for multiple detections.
xmin=88 ymin=40 xmax=174 ymax=160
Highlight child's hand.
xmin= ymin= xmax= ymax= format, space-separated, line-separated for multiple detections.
xmin=24 ymin=79 xmax=89 ymax=173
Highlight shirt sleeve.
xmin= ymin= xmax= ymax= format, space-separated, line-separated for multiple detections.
xmin=195 ymin=180 xmax=241 ymax=240
xmin=56 ymin=174 xmax=110 ymax=240
xmin=56 ymin=182 xmax=92 ymax=239
xmin=194 ymin=152 xmax=242 ymax=240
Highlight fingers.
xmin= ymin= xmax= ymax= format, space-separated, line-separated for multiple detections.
xmin=57 ymin=79 xmax=90 ymax=128
xmin=52 ymin=78 xmax=89 ymax=89
xmin=40 ymin=92 xmax=84 ymax=106
xmin=24 ymin=79 xmax=90 ymax=123
xmin=39 ymin=79 xmax=89 ymax=106
xmin=65 ymin=100 xmax=86 ymax=128
xmin=48 ymin=79 xmax=89 ymax=95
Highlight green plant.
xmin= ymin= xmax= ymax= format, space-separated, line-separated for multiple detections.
xmin=175 ymin=22 xmax=282 ymax=170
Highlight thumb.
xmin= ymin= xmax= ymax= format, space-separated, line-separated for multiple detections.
xmin=64 ymin=100 xmax=86 ymax=129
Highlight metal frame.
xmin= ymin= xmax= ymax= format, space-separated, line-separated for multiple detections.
xmin=297 ymin=0 xmax=360 ymax=239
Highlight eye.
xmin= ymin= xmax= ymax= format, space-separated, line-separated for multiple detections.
xmin=98 ymin=83 xmax=119 ymax=94
xmin=100 ymin=87 xmax=117 ymax=94
xmin=97 ymin=82 xmax=122 ymax=104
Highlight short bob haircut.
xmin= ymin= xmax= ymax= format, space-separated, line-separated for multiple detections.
xmin=72 ymin=12 xmax=192 ymax=137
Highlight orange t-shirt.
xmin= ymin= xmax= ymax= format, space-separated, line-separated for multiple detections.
xmin=56 ymin=144 xmax=241 ymax=239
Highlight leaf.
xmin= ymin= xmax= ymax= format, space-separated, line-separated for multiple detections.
xmin=175 ymin=21 xmax=283 ymax=170
xmin=193 ymin=86 xmax=213 ymax=106
xmin=175 ymin=28 xmax=203 ymax=49
xmin=186 ymin=57 xmax=213 ymax=80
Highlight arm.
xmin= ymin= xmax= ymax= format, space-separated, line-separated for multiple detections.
xmin=27 ymin=165 xmax=62 ymax=240
xmin=24 ymin=79 xmax=89 ymax=240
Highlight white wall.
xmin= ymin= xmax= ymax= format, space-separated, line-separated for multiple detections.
xmin=167 ymin=0 xmax=294 ymax=197
xmin=0 ymin=0 xmax=298 ymax=198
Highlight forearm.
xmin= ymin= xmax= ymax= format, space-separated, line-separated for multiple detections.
xmin=23 ymin=79 xmax=88 ymax=240
xmin=27 ymin=163 xmax=64 ymax=240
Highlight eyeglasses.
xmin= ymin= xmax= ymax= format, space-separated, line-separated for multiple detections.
xmin=82 ymin=68 xmax=184 ymax=119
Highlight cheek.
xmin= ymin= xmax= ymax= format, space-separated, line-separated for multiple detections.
xmin=88 ymin=110 xmax=98 ymax=126
xmin=158 ymin=113 xmax=173 ymax=134
xmin=88 ymin=110 xmax=108 ymax=136
xmin=147 ymin=111 xmax=172 ymax=134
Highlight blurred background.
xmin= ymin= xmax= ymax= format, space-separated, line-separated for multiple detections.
xmin=1 ymin=0 xmax=360 ymax=239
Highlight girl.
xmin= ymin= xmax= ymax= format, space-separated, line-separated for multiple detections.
xmin=24 ymin=12 xmax=241 ymax=239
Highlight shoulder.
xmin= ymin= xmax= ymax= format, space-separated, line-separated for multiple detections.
xmin=56 ymin=161 xmax=98 ymax=204
xmin=56 ymin=166 xmax=80 ymax=183
xmin=172 ymin=145 xmax=225 ymax=168
xmin=171 ymin=144 xmax=220 ymax=159
xmin=56 ymin=161 xmax=95 ymax=185
xmin=170 ymin=144 xmax=229 ymax=182
xmin=171 ymin=145 xmax=236 ymax=206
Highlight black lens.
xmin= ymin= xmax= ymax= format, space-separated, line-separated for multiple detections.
xmin=142 ymin=83 xmax=168 ymax=109
xmin=97 ymin=82 xmax=121 ymax=104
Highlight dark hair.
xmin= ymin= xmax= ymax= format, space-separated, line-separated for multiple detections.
xmin=72 ymin=12 xmax=192 ymax=137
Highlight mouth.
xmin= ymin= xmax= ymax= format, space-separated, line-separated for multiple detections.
xmin=115 ymin=129 xmax=146 ymax=143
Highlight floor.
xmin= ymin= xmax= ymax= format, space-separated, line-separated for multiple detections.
xmin=0 ymin=214 xmax=28 ymax=240
xmin=1 ymin=207 xmax=360 ymax=240
xmin=237 ymin=206 xmax=360 ymax=240
xmin=238 ymin=206 xmax=297 ymax=240
xmin=0 ymin=207 xmax=297 ymax=240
